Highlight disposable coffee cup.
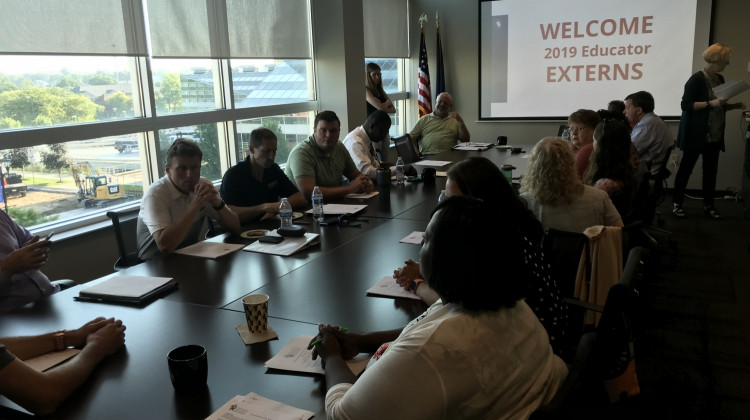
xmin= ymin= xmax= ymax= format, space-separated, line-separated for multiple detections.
xmin=242 ymin=294 xmax=269 ymax=333
xmin=168 ymin=344 xmax=208 ymax=393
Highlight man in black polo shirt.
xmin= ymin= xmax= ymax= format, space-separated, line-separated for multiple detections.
xmin=221 ymin=128 xmax=306 ymax=223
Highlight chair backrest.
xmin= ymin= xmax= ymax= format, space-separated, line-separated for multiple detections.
xmin=392 ymin=134 xmax=420 ymax=164
xmin=542 ymin=228 xmax=589 ymax=298
xmin=106 ymin=210 xmax=143 ymax=271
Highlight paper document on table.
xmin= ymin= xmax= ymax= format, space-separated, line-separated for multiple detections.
xmin=366 ymin=276 xmax=422 ymax=300
xmin=399 ymin=231 xmax=424 ymax=244
xmin=174 ymin=241 xmax=245 ymax=259
xmin=25 ymin=348 xmax=81 ymax=372
xmin=413 ymin=160 xmax=451 ymax=167
xmin=243 ymin=230 xmax=320 ymax=256
xmin=265 ymin=336 xmax=370 ymax=376
xmin=713 ymin=80 xmax=750 ymax=100
xmin=206 ymin=393 xmax=314 ymax=420
xmin=305 ymin=204 xmax=367 ymax=215
xmin=346 ymin=191 xmax=379 ymax=199
xmin=453 ymin=142 xmax=492 ymax=151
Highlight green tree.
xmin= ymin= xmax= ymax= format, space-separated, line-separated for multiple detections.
xmin=87 ymin=72 xmax=117 ymax=85
xmin=0 ymin=87 xmax=100 ymax=126
xmin=0 ymin=75 xmax=17 ymax=93
xmin=157 ymin=73 xmax=182 ymax=112
xmin=56 ymin=75 xmax=81 ymax=89
xmin=194 ymin=124 xmax=221 ymax=181
xmin=40 ymin=143 xmax=70 ymax=182
xmin=5 ymin=148 xmax=31 ymax=171
xmin=0 ymin=118 xmax=21 ymax=129
xmin=260 ymin=119 xmax=291 ymax=164
xmin=106 ymin=91 xmax=133 ymax=117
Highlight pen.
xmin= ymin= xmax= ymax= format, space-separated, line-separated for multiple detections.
xmin=310 ymin=327 xmax=348 ymax=347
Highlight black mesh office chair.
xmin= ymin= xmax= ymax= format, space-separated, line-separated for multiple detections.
xmin=106 ymin=210 xmax=143 ymax=271
xmin=392 ymin=134 xmax=421 ymax=164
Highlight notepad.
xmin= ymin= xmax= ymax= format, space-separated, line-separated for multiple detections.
xmin=265 ymin=336 xmax=370 ymax=376
xmin=304 ymin=204 xmax=367 ymax=215
xmin=77 ymin=275 xmax=176 ymax=304
xmin=366 ymin=276 xmax=422 ymax=301
xmin=174 ymin=241 xmax=245 ymax=259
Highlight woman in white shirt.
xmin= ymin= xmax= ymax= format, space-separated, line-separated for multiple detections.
xmin=309 ymin=197 xmax=568 ymax=420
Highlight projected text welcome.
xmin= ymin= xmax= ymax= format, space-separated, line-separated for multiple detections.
xmin=541 ymin=16 xmax=654 ymax=82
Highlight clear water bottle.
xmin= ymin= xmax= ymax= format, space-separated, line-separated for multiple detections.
xmin=279 ymin=198 xmax=293 ymax=228
xmin=395 ymin=157 xmax=405 ymax=184
xmin=311 ymin=186 xmax=324 ymax=222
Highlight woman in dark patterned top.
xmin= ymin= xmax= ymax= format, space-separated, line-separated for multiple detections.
xmin=393 ymin=157 xmax=569 ymax=356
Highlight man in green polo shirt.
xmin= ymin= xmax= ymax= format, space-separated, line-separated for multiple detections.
xmin=409 ymin=92 xmax=470 ymax=155
xmin=285 ymin=110 xmax=373 ymax=200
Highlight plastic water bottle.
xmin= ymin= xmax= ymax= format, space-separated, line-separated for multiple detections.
xmin=279 ymin=198 xmax=293 ymax=228
xmin=395 ymin=157 xmax=405 ymax=185
xmin=311 ymin=186 xmax=324 ymax=223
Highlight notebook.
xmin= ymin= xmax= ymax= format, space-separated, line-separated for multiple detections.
xmin=76 ymin=275 xmax=177 ymax=305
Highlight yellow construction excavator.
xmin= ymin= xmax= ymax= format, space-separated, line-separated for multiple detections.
xmin=70 ymin=162 xmax=130 ymax=208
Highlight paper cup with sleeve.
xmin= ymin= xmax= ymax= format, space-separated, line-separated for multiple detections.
xmin=242 ymin=294 xmax=269 ymax=333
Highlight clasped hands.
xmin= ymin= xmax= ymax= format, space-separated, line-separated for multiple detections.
xmin=308 ymin=324 xmax=358 ymax=365
xmin=393 ymin=259 xmax=422 ymax=291
xmin=349 ymin=174 xmax=374 ymax=194
xmin=65 ymin=317 xmax=127 ymax=356
xmin=189 ymin=180 xmax=222 ymax=211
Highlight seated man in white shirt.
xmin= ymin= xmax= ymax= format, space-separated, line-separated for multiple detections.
xmin=342 ymin=110 xmax=391 ymax=180
xmin=136 ymin=138 xmax=240 ymax=260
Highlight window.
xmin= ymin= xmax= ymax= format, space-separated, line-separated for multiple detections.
xmin=230 ymin=60 xmax=314 ymax=108
xmin=236 ymin=113 xmax=313 ymax=165
xmin=0 ymin=136 xmax=146 ymax=228
xmin=152 ymin=59 xmax=220 ymax=114
xmin=157 ymin=124 xmax=224 ymax=181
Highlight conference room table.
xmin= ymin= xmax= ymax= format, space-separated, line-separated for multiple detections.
xmin=0 ymin=144 xmax=533 ymax=419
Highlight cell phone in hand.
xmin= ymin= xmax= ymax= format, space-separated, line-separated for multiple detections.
xmin=44 ymin=232 xmax=55 ymax=241
xmin=258 ymin=235 xmax=284 ymax=244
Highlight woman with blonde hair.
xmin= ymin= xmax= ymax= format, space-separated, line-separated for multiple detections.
xmin=520 ymin=137 xmax=623 ymax=232
xmin=365 ymin=62 xmax=396 ymax=115
xmin=672 ymin=43 xmax=745 ymax=219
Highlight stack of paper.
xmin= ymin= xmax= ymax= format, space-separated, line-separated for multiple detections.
xmin=243 ymin=230 xmax=320 ymax=256
xmin=207 ymin=393 xmax=314 ymax=420
xmin=453 ymin=142 xmax=493 ymax=151
xmin=174 ymin=241 xmax=245 ymax=259
xmin=305 ymin=204 xmax=367 ymax=215
xmin=366 ymin=276 xmax=422 ymax=301
xmin=265 ymin=336 xmax=370 ymax=375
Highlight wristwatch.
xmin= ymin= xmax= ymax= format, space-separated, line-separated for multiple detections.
xmin=54 ymin=331 xmax=66 ymax=351
xmin=213 ymin=200 xmax=226 ymax=211
xmin=409 ymin=279 xmax=424 ymax=292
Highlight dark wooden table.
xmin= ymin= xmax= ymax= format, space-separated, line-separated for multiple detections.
xmin=0 ymin=292 xmax=328 ymax=419
xmin=0 ymin=147 xmax=534 ymax=418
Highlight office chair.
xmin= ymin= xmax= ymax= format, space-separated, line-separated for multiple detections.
xmin=392 ymin=134 xmax=421 ymax=164
xmin=106 ymin=210 xmax=143 ymax=271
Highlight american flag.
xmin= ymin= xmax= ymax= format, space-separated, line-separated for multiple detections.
xmin=417 ymin=28 xmax=432 ymax=117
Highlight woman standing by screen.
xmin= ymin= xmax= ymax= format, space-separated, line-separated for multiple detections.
xmin=672 ymin=43 xmax=744 ymax=220
xmin=365 ymin=63 xmax=396 ymax=116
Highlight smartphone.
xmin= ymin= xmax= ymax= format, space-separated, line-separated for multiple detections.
xmin=44 ymin=231 xmax=55 ymax=241
xmin=258 ymin=235 xmax=285 ymax=244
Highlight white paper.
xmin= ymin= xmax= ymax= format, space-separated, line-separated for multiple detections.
xmin=25 ymin=348 xmax=81 ymax=372
xmin=399 ymin=231 xmax=424 ymax=245
xmin=243 ymin=231 xmax=320 ymax=256
xmin=174 ymin=241 xmax=246 ymax=259
xmin=304 ymin=204 xmax=367 ymax=215
xmin=345 ymin=191 xmax=379 ymax=199
xmin=713 ymin=79 xmax=750 ymax=100
xmin=265 ymin=336 xmax=370 ymax=376
xmin=206 ymin=393 xmax=314 ymax=420
xmin=366 ymin=276 xmax=422 ymax=301
xmin=413 ymin=160 xmax=451 ymax=167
